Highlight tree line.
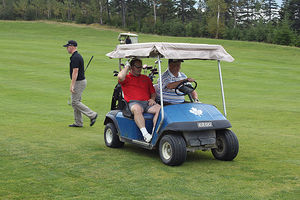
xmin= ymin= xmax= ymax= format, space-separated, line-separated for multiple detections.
xmin=1 ymin=0 xmax=300 ymax=47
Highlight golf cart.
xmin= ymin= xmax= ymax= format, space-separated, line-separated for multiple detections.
xmin=104 ymin=42 xmax=239 ymax=166
xmin=118 ymin=33 xmax=138 ymax=44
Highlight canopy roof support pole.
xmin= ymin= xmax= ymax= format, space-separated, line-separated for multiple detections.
xmin=118 ymin=59 xmax=122 ymax=71
xmin=218 ymin=60 xmax=227 ymax=117
xmin=156 ymin=56 xmax=164 ymax=133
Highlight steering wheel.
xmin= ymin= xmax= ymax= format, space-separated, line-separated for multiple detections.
xmin=175 ymin=80 xmax=197 ymax=96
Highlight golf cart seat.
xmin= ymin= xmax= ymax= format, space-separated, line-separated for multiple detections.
xmin=121 ymin=99 xmax=154 ymax=120
xmin=111 ymin=83 xmax=153 ymax=119
xmin=121 ymin=99 xmax=133 ymax=118
xmin=111 ymin=83 xmax=124 ymax=110
xmin=110 ymin=83 xmax=132 ymax=117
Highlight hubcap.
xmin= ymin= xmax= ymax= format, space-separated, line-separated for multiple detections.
xmin=106 ymin=128 xmax=113 ymax=144
xmin=162 ymin=142 xmax=172 ymax=160
xmin=216 ymin=138 xmax=224 ymax=153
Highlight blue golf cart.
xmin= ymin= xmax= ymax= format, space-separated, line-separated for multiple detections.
xmin=104 ymin=43 xmax=239 ymax=166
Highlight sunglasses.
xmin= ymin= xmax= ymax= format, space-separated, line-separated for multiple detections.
xmin=133 ymin=64 xmax=143 ymax=68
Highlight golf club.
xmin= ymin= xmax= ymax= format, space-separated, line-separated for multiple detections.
xmin=84 ymin=56 xmax=94 ymax=72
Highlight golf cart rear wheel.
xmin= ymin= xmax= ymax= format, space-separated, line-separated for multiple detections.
xmin=159 ymin=134 xmax=187 ymax=166
xmin=212 ymin=129 xmax=239 ymax=161
xmin=104 ymin=123 xmax=124 ymax=148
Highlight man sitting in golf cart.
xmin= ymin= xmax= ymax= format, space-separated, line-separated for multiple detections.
xmin=118 ymin=58 xmax=161 ymax=143
xmin=157 ymin=59 xmax=199 ymax=104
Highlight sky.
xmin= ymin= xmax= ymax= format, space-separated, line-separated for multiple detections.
xmin=276 ymin=0 xmax=282 ymax=6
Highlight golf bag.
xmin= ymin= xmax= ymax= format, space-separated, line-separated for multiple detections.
xmin=111 ymin=83 xmax=125 ymax=110
xmin=110 ymin=83 xmax=133 ymax=118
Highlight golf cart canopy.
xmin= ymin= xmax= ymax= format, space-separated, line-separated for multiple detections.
xmin=106 ymin=42 xmax=234 ymax=62
xmin=118 ymin=33 xmax=138 ymax=44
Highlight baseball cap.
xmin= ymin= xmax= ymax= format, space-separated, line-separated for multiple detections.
xmin=168 ymin=59 xmax=184 ymax=64
xmin=63 ymin=40 xmax=77 ymax=47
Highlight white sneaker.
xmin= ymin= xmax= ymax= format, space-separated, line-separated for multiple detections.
xmin=143 ymin=133 xmax=152 ymax=143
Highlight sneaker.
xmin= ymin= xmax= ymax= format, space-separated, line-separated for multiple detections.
xmin=143 ymin=133 xmax=152 ymax=143
xmin=90 ymin=113 xmax=98 ymax=126
xmin=69 ymin=124 xmax=83 ymax=127
xmin=194 ymin=99 xmax=202 ymax=103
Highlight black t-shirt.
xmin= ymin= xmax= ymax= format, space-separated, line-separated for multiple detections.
xmin=125 ymin=38 xmax=132 ymax=44
xmin=70 ymin=51 xmax=85 ymax=80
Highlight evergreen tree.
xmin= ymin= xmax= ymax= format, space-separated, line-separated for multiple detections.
xmin=13 ymin=0 xmax=28 ymax=19
xmin=157 ymin=0 xmax=175 ymax=24
xmin=273 ymin=17 xmax=295 ymax=45
xmin=287 ymin=0 xmax=300 ymax=33
xmin=174 ymin=0 xmax=196 ymax=23
xmin=0 ymin=0 xmax=299 ymax=47
xmin=206 ymin=0 xmax=227 ymax=38
xmin=261 ymin=0 xmax=278 ymax=21
xmin=237 ymin=0 xmax=258 ymax=27
xmin=279 ymin=0 xmax=289 ymax=19
xmin=224 ymin=0 xmax=238 ymax=28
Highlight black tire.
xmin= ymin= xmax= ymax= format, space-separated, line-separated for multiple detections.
xmin=212 ymin=129 xmax=239 ymax=161
xmin=159 ymin=134 xmax=187 ymax=166
xmin=104 ymin=123 xmax=124 ymax=148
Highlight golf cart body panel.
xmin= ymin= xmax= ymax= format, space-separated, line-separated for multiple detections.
xmin=151 ymin=103 xmax=231 ymax=146
xmin=104 ymin=110 xmax=155 ymax=149
xmin=104 ymin=110 xmax=120 ymax=130
xmin=116 ymin=112 xmax=154 ymax=140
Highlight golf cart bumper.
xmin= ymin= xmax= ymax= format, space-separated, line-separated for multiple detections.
xmin=161 ymin=120 xmax=231 ymax=149
xmin=162 ymin=120 xmax=231 ymax=132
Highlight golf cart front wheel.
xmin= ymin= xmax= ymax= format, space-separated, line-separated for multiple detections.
xmin=104 ymin=123 xmax=124 ymax=148
xmin=159 ymin=134 xmax=187 ymax=166
xmin=212 ymin=129 xmax=239 ymax=161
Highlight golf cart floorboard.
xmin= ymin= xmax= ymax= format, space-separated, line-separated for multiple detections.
xmin=120 ymin=137 xmax=154 ymax=149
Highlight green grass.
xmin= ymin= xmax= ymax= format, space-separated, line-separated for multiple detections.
xmin=0 ymin=20 xmax=299 ymax=200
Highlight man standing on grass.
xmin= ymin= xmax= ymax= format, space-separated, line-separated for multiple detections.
xmin=63 ymin=40 xmax=97 ymax=127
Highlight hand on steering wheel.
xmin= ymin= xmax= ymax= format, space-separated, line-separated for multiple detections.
xmin=175 ymin=79 xmax=197 ymax=96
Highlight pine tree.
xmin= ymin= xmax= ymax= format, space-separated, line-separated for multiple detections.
xmin=175 ymin=0 xmax=196 ymax=23
xmin=206 ymin=0 xmax=227 ymax=38
xmin=157 ymin=0 xmax=175 ymax=24
xmin=287 ymin=0 xmax=300 ymax=33
xmin=261 ymin=0 xmax=278 ymax=21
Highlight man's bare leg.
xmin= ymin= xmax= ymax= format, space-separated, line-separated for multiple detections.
xmin=131 ymin=104 xmax=145 ymax=128
xmin=147 ymin=104 xmax=161 ymax=133
xmin=131 ymin=104 xmax=152 ymax=142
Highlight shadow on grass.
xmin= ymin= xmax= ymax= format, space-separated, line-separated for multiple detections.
xmin=186 ymin=151 xmax=214 ymax=162
xmin=103 ymin=143 xmax=219 ymax=165
xmin=122 ymin=144 xmax=159 ymax=159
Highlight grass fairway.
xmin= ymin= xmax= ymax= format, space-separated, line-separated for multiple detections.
xmin=0 ymin=20 xmax=299 ymax=200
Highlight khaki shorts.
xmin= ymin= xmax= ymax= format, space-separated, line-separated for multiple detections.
xmin=128 ymin=100 xmax=152 ymax=112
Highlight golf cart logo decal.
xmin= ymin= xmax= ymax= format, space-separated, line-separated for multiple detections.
xmin=189 ymin=107 xmax=203 ymax=117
